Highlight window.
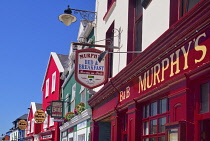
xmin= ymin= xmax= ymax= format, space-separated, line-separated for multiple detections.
xmin=27 ymin=121 xmax=30 ymax=134
xmin=135 ymin=0 xmax=143 ymax=57
xmin=64 ymin=93 xmax=70 ymax=115
xmin=179 ymin=0 xmax=202 ymax=17
xmin=200 ymin=82 xmax=209 ymax=114
xmin=71 ymin=84 xmax=76 ymax=112
xmin=107 ymin=0 xmax=116 ymax=10
xmin=170 ymin=0 xmax=202 ymax=26
xmin=45 ymin=79 xmax=49 ymax=98
xmin=49 ymin=116 xmax=54 ymax=127
xmin=31 ymin=119 xmax=34 ymax=133
xmin=80 ymin=86 xmax=86 ymax=104
xmin=43 ymin=113 xmax=48 ymax=130
xmin=78 ymin=134 xmax=85 ymax=141
xmin=51 ymin=72 xmax=56 ymax=93
xmin=106 ymin=22 xmax=114 ymax=79
xmin=142 ymin=98 xmax=169 ymax=140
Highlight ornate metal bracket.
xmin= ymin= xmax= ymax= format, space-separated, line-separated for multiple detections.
xmin=65 ymin=5 xmax=97 ymax=21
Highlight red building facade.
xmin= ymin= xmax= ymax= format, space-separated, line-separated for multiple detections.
xmin=40 ymin=52 xmax=69 ymax=141
xmin=89 ymin=1 xmax=210 ymax=141
xmin=25 ymin=102 xmax=42 ymax=141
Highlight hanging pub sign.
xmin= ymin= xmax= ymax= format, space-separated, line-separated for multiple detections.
xmin=46 ymin=105 xmax=52 ymax=115
xmin=51 ymin=101 xmax=63 ymax=118
xmin=34 ymin=109 xmax=46 ymax=124
xmin=18 ymin=119 xmax=27 ymax=130
xmin=75 ymin=48 xmax=108 ymax=89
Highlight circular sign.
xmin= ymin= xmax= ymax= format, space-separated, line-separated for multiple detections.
xmin=34 ymin=109 xmax=46 ymax=124
xmin=18 ymin=119 xmax=27 ymax=130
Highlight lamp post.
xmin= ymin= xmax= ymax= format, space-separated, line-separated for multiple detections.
xmin=58 ymin=5 xmax=96 ymax=26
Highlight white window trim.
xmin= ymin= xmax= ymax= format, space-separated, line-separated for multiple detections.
xmin=49 ymin=116 xmax=54 ymax=127
xmin=80 ymin=89 xmax=86 ymax=104
xmin=51 ymin=71 xmax=56 ymax=93
xmin=71 ymin=84 xmax=76 ymax=112
xmin=27 ymin=121 xmax=30 ymax=134
xmin=65 ymin=93 xmax=70 ymax=115
xmin=31 ymin=119 xmax=34 ymax=133
xmin=43 ymin=113 xmax=48 ymax=130
xmin=45 ymin=79 xmax=49 ymax=98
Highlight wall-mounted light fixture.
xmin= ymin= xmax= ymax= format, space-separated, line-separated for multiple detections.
xmin=58 ymin=5 xmax=97 ymax=26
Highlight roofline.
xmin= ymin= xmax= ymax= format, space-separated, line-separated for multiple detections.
xmin=41 ymin=52 xmax=65 ymax=90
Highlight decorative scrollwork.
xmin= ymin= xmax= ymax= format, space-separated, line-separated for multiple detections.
xmin=71 ymin=9 xmax=97 ymax=21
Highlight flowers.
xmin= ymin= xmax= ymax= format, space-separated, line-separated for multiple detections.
xmin=75 ymin=102 xmax=85 ymax=115
xmin=64 ymin=112 xmax=74 ymax=121
xmin=64 ymin=102 xmax=86 ymax=122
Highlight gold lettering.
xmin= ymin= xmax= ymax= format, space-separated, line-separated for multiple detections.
xmin=126 ymin=86 xmax=130 ymax=98
xmin=119 ymin=91 xmax=125 ymax=102
xmin=181 ymin=41 xmax=192 ymax=70
xmin=147 ymin=68 xmax=153 ymax=88
xmin=194 ymin=33 xmax=207 ymax=64
xmin=138 ymin=72 xmax=147 ymax=93
xmin=153 ymin=64 xmax=160 ymax=85
xmin=170 ymin=49 xmax=181 ymax=77
xmin=161 ymin=58 xmax=169 ymax=82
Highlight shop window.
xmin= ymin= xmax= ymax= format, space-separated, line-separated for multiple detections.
xmin=151 ymin=102 xmax=158 ymax=116
xmin=142 ymin=98 xmax=169 ymax=140
xmin=78 ymin=134 xmax=85 ymax=141
xmin=200 ymin=82 xmax=209 ymax=114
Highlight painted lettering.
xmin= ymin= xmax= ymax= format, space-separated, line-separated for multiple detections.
xmin=194 ymin=33 xmax=207 ymax=63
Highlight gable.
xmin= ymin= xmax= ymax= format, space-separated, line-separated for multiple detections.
xmin=41 ymin=52 xmax=67 ymax=90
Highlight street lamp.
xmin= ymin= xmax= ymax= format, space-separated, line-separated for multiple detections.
xmin=58 ymin=5 xmax=97 ymax=26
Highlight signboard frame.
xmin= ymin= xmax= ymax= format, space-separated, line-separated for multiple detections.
xmin=75 ymin=48 xmax=108 ymax=89
xmin=34 ymin=109 xmax=46 ymax=124
xmin=51 ymin=101 xmax=64 ymax=118
xmin=18 ymin=119 xmax=27 ymax=130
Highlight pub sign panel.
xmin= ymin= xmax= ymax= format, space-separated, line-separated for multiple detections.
xmin=51 ymin=101 xmax=63 ymax=118
xmin=75 ymin=48 xmax=108 ymax=89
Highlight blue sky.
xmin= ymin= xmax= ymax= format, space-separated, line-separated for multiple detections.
xmin=0 ymin=0 xmax=95 ymax=135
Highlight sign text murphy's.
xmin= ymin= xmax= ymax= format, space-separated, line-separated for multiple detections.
xmin=119 ymin=29 xmax=210 ymax=103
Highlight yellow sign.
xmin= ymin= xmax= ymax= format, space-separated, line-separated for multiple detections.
xmin=18 ymin=119 xmax=27 ymax=130
xmin=34 ymin=109 xmax=46 ymax=124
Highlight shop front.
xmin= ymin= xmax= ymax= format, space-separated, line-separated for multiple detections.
xmin=39 ymin=130 xmax=55 ymax=141
xmin=59 ymin=109 xmax=92 ymax=141
xmin=88 ymin=2 xmax=210 ymax=141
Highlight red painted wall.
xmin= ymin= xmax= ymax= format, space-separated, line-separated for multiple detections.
xmin=41 ymin=55 xmax=63 ymax=141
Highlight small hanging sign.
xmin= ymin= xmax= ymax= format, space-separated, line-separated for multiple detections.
xmin=34 ymin=109 xmax=46 ymax=124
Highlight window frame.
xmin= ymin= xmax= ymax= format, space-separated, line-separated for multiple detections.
xmin=45 ymin=79 xmax=49 ymax=98
xmin=51 ymin=71 xmax=56 ymax=93
xmin=170 ymin=0 xmax=202 ymax=26
xmin=142 ymin=98 xmax=169 ymax=140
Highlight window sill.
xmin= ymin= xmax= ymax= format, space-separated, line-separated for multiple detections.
xmin=103 ymin=1 xmax=116 ymax=21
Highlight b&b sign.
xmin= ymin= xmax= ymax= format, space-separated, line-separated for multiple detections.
xmin=75 ymin=48 xmax=108 ymax=89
